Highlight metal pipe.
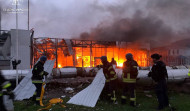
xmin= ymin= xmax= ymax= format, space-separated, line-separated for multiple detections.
xmin=0 ymin=3 xmax=1 ymax=33
xmin=28 ymin=0 xmax=30 ymax=30
xmin=55 ymin=38 xmax=58 ymax=68
xmin=90 ymin=41 xmax=92 ymax=67
xmin=116 ymin=69 xmax=189 ymax=83
xmin=82 ymin=41 xmax=83 ymax=67
xmin=59 ymin=68 xmax=77 ymax=77
xmin=1 ymin=70 xmax=30 ymax=80
xmin=30 ymin=29 xmax=34 ymax=68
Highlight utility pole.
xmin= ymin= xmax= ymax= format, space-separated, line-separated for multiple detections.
xmin=28 ymin=0 xmax=29 ymax=30
xmin=0 ymin=2 xmax=1 ymax=33
xmin=16 ymin=0 xmax=19 ymax=86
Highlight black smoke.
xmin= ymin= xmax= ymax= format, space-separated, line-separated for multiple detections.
xmin=80 ymin=10 xmax=173 ymax=42
xmin=79 ymin=0 xmax=190 ymax=43
xmin=147 ymin=0 xmax=190 ymax=35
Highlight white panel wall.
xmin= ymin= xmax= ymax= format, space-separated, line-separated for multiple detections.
xmin=11 ymin=29 xmax=30 ymax=69
xmin=67 ymin=69 xmax=105 ymax=107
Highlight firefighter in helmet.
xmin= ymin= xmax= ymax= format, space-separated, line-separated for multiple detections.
xmin=111 ymin=58 xmax=117 ymax=66
xmin=100 ymin=56 xmax=118 ymax=103
xmin=32 ymin=56 xmax=49 ymax=105
xmin=121 ymin=53 xmax=138 ymax=107
xmin=148 ymin=53 xmax=169 ymax=110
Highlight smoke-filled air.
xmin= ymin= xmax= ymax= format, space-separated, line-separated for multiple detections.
xmin=1 ymin=0 xmax=190 ymax=42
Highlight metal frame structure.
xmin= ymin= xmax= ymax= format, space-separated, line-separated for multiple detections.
xmin=32 ymin=38 xmax=190 ymax=68
xmin=32 ymin=38 xmax=118 ymax=68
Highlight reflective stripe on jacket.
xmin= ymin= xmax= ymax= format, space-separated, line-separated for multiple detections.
xmin=32 ymin=61 xmax=45 ymax=80
xmin=1 ymin=81 xmax=11 ymax=89
xmin=0 ymin=73 xmax=12 ymax=96
xmin=188 ymin=69 xmax=190 ymax=77
xmin=103 ymin=62 xmax=117 ymax=82
xmin=122 ymin=60 xmax=138 ymax=83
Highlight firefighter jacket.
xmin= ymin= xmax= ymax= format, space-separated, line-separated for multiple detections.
xmin=122 ymin=60 xmax=138 ymax=83
xmin=148 ymin=61 xmax=168 ymax=82
xmin=32 ymin=61 xmax=48 ymax=83
xmin=0 ymin=72 xmax=11 ymax=97
xmin=102 ymin=62 xmax=117 ymax=82
xmin=188 ymin=69 xmax=190 ymax=77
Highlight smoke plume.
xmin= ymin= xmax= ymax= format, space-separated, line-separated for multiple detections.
xmin=80 ymin=10 xmax=173 ymax=42
xmin=0 ymin=0 xmax=190 ymax=41
xmin=79 ymin=0 xmax=190 ymax=42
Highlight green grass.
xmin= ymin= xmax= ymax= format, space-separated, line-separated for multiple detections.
xmin=14 ymin=91 xmax=190 ymax=111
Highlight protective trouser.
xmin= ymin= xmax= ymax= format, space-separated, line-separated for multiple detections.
xmin=33 ymin=83 xmax=42 ymax=105
xmin=0 ymin=95 xmax=7 ymax=111
xmin=121 ymin=83 xmax=136 ymax=106
xmin=101 ymin=79 xmax=117 ymax=103
xmin=109 ymin=79 xmax=117 ymax=103
xmin=155 ymin=79 xmax=169 ymax=109
xmin=101 ymin=81 xmax=110 ymax=101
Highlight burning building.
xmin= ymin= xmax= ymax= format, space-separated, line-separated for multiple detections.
xmin=151 ymin=38 xmax=190 ymax=66
xmin=33 ymin=38 xmax=150 ymax=68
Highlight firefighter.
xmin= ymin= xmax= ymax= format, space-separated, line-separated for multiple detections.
xmin=32 ymin=56 xmax=49 ymax=105
xmin=121 ymin=53 xmax=138 ymax=107
xmin=0 ymin=71 xmax=14 ymax=111
xmin=148 ymin=54 xmax=169 ymax=110
xmin=101 ymin=56 xmax=118 ymax=104
xmin=111 ymin=58 xmax=117 ymax=66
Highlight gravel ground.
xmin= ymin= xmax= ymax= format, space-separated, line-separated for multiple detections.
xmin=44 ymin=77 xmax=94 ymax=99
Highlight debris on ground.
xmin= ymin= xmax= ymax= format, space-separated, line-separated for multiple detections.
xmin=144 ymin=90 xmax=150 ymax=93
xmin=65 ymin=87 xmax=74 ymax=93
xmin=77 ymin=84 xmax=83 ymax=89
xmin=145 ymin=94 xmax=153 ymax=98
xmin=45 ymin=77 xmax=94 ymax=99
xmin=61 ymin=95 xmax=66 ymax=98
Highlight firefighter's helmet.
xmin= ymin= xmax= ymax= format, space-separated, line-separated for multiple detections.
xmin=126 ymin=53 xmax=133 ymax=60
xmin=40 ymin=56 xmax=47 ymax=62
xmin=101 ymin=56 xmax=107 ymax=62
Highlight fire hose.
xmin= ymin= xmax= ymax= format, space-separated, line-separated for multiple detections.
xmin=40 ymin=82 xmax=46 ymax=106
xmin=38 ymin=98 xmax=66 ymax=111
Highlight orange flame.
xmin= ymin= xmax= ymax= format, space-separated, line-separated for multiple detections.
xmin=58 ymin=64 xmax=62 ymax=68
xmin=34 ymin=39 xmax=149 ymax=68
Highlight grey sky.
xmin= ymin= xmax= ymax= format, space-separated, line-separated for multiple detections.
xmin=0 ymin=0 xmax=190 ymax=39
